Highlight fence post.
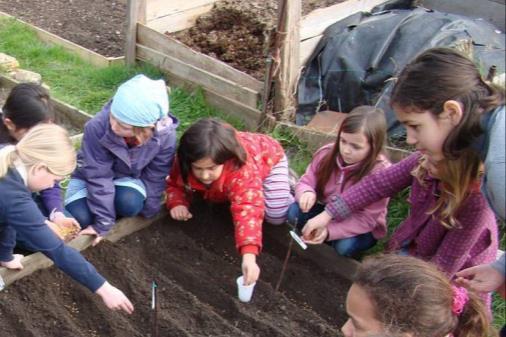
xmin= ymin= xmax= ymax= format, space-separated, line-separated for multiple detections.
xmin=125 ymin=0 xmax=147 ymax=65
xmin=273 ymin=0 xmax=300 ymax=122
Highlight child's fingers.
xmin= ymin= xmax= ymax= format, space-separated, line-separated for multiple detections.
xmin=120 ymin=299 xmax=134 ymax=314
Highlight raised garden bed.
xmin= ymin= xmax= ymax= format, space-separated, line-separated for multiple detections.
xmin=0 ymin=203 xmax=353 ymax=336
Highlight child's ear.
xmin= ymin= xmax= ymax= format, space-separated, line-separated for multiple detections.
xmin=29 ymin=163 xmax=47 ymax=176
xmin=442 ymin=100 xmax=464 ymax=126
xmin=3 ymin=117 xmax=17 ymax=132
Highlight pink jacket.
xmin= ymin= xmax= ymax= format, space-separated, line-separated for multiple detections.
xmin=295 ymin=143 xmax=391 ymax=240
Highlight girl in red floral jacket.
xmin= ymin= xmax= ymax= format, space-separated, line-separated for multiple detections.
xmin=166 ymin=118 xmax=293 ymax=285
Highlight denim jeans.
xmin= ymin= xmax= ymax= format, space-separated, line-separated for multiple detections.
xmin=287 ymin=201 xmax=377 ymax=257
xmin=65 ymin=186 xmax=145 ymax=229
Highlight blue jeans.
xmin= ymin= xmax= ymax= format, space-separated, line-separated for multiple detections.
xmin=287 ymin=201 xmax=377 ymax=257
xmin=65 ymin=186 xmax=145 ymax=229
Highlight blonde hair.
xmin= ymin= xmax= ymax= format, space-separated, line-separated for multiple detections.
xmin=0 ymin=124 xmax=76 ymax=178
xmin=412 ymin=150 xmax=482 ymax=228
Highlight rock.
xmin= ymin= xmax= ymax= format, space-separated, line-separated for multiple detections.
xmin=8 ymin=69 xmax=43 ymax=84
xmin=0 ymin=53 xmax=19 ymax=73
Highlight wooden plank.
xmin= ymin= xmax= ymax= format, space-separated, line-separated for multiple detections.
xmin=274 ymin=0 xmax=301 ymax=121
xmin=300 ymin=0 xmax=387 ymax=41
xmin=137 ymin=24 xmax=263 ymax=92
xmin=0 ymin=211 xmax=167 ymax=289
xmin=126 ymin=0 xmax=147 ymax=65
xmin=151 ymin=67 xmax=263 ymax=130
xmin=274 ymin=121 xmax=411 ymax=162
xmin=0 ymin=11 xmax=119 ymax=68
xmin=147 ymin=2 xmax=216 ymax=33
xmin=146 ymin=0 xmax=217 ymax=21
xmin=137 ymin=45 xmax=260 ymax=108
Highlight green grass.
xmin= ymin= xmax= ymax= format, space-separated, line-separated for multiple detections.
xmin=1 ymin=16 xmax=504 ymax=330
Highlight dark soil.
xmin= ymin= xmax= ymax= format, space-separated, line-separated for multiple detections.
xmin=0 ymin=202 xmax=350 ymax=336
xmin=0 ymin=0 xmax=345 ymax=76
xmin=171 ymin=0 xmax=347 ymax=80
xmin=0 ymin=0 xmax=127 ymax=57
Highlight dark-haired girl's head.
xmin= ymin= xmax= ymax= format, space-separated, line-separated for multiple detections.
xmin=391 ymin=47 xmax=504 ymax=161
xmin=177 ymin=118 xmax=246 ymax=185
xmin=1 ymin=83 xmax=53 ymax=143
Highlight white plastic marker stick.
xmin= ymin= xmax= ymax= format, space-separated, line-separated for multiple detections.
xmin=151 ymin=281 xmax=159 ymax=337
xmin=289 ymin=230 xmax=308 ymax=250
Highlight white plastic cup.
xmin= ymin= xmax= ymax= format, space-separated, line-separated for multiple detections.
xmin=236 ymin=276 xmax=256 ymax=303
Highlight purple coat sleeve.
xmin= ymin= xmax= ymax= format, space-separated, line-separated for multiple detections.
xmin=79 ymin=122 xmax=116 ymax=235
xmin=140 ymin=131 xmax=177 ymax=218
xmin=39 ymin=183 xmax=64 ymax=214
xmin=325 ymin=152 xmax=421 ymax=221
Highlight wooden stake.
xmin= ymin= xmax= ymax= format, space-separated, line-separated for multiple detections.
xmin=125 ymin=0 xmax=147 ymax=65
xmin=273 ymin=0 xmax=300 ymax=122
xmin=274 ymin=236 xmax=294 ymax=293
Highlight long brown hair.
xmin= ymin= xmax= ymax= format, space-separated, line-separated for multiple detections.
xmin=315 ymin=106 xmax=386 ymax=200
xmin=411 ymin=149 xmax=483 ymax=228
xmin=353 ymin=254 xmax=493 ymax=337
xmin=177 ymin=118 xmax=247 ymax=185
xmin=391 ymin=47 xmax=505 ymax=159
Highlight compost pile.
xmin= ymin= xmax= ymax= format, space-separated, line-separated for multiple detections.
xmin=170 ymin=0 xmax=346 ymax=80
xmin=0 ymin=202 xmax=350 ymax=337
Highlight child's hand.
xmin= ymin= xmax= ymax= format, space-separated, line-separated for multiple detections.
xmin=303 ymin=227 xmax=328 ymax=245
xmin=241 ymin=253 xmax=260 ymax=285
xmin=95 ymin=281 xmax=134 ymax=314
xmin=1 ymin=254 xmax=24 ymax=270
xmin=45 ymin=220 xmax=65 ymax=241
xmin=50 ymin=213 xmax=81 ymax=242
xmin=299 ymin=191 xmax=317 ymax=213
xmin=79 ymin=226 xmax=104 ymax=246
xmin=301 ymin=210 xmax=332 ymax=239
xmin=170 ymin=205 xmax=193 ymax=221
xmin=456 ymin=264 xmax=505 ymax=295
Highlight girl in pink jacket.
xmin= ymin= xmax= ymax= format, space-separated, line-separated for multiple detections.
xmin=287 ymin=106 xmax=390 ymax=257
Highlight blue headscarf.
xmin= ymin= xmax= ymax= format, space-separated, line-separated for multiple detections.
xmin=110 ymin=74 xmax=169 ymax=127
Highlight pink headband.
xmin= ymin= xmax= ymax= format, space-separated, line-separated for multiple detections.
xmin=451 ymin=285 xmax=469 ymax=315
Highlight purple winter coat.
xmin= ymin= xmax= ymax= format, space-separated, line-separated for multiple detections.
xmin=326 ymin=152 xmax=498 ymax=277
xmin=72 ymin=102 xmax=178 ymax=234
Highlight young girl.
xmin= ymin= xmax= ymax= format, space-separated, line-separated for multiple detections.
xmin=302 ymin=48 xmax=499 ymax=280
xmin=391 ymin=47 xmax=505 ymax=220
xmin=65 ymin=74 xmax=178 ymax=245
xmin=166 ymin=118 xmax=294 ymax=285
xmin=342 ymin=254 xmax=491 ymax=337
xmin=1 ymin=83 xmax=78 ymax=237
xmin=287 ymin=106 xmax=390 ymax=257
xmin=0 ymin=124 xmax=133 ymax=314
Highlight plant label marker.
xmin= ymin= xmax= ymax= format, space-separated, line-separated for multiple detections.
xmin=289 ymin=230 xmax=307 ymax=250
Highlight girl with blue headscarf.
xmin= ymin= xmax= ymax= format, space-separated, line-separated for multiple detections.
xmin=65 ymin=74 xmax=178 ymax=245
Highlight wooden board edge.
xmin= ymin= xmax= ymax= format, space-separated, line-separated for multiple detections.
xmin=137 ymin=23 xmax=263 ymax=92
xmin=137 ymin=44 xmax=260 ymax=108
xmin=0 ymin=210 xmax=167 ymax=289
xmin=0 ymin=11 xmax=115 ymax=68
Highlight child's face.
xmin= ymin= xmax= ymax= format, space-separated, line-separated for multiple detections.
xmin=394 ymin=104 xmax=459 ymax=162
xmin=191 ymin=157 xmax=224 ymax=185
xmin=339 ymin=130 xmax=371 ymax=165
xmin=110 ymin=114 xmax=135 ymax=138
xmin=27 ymin=163 xmax=64 ymax=192
xmin=341 ymin=284 xmax=384 ymax=337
